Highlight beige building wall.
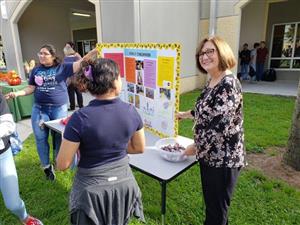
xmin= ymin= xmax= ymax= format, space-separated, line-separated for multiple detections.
xmin=193 ymin=15 xmax=241 ymax=93
xmin=216 ymin=16 xmax=240 ymax=74
xmin=179 ymin=18 xmax=210 ymax=93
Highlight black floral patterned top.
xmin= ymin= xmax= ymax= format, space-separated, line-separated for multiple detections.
xmin=193 ymin=74 xmax=246 ymax=168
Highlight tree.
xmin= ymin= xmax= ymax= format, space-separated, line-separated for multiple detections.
xmin=284 ymin=80 xmax=300 ymax=170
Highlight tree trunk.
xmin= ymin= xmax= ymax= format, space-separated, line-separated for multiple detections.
xmin=284 ymin=79 xmax=300 ymax=170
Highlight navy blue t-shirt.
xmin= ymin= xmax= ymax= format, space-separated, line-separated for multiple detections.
xmin=63 ymin=98 xmax=143 ymax=168
xmin=29 ymin=63 xmax=74 ymax=105
xmin=63 ymin=56 xmax=80 ymax=63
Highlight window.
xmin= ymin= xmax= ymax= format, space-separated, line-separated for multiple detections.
xmin=270 ymin=22 xmax=300 ymax=70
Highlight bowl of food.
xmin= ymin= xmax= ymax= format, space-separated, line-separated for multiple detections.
xmin=155 ymin=137 xmax=187 ymax=162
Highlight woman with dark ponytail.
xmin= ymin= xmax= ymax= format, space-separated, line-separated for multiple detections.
xmin=5 ymin=44 xmax=98 ymax=181
xmin=57 ymin=58 xmax=146 ymax=225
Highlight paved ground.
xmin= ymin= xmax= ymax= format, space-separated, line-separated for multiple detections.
xmin=16 ymin=80 xmax=298 ymax=142
xmin=241 ymin=80 xmax=298 ymax=97
xmin=17 ymin=92 xmax=94 ymax=142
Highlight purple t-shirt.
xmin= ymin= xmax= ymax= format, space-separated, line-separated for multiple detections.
xmin=29 ymin=63 xmax=74 ymax=105
xmin=63 ymin=98 xmax=143 ymax=168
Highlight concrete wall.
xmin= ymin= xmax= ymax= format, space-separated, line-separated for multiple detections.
xmin=18 ymin=2 xmax=70 ymax=61
xmin=138 ymin=0 xmax=201 ymax=93
xmin=200 ymin=0 xmax=239 ymax=19
xmin=216 ymin=0 xmax=239 ymax=17
xmin=266 ymin=0 xmax=300 ymax=80
xmin=18 ymin=0 xmax=95 ymax=62
xmin=139 ymin=1 xmax=200 ymax=78
xmin=200 ymin=0 xmax=210 ymax=19
xmin=0 ymin=0 xmax=21 ymax=72
xmin=240 ymin=0 xmax=267 ymax=50
xmin=100 ymin=0 xmax=135 ymax=42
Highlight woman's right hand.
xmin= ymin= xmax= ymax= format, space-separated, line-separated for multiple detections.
xmin=5 ymin=92 xmax=17 ymax=100
xmin=176 ymin=110 xmax=193 ymax=120
xmin=183 ymin=144 xmax=197 ymax=156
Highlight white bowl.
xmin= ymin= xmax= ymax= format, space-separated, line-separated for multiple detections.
xmin=155 ymin=137 xmax=187 ymax=162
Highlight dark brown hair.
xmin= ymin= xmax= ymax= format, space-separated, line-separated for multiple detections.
xmin=74 ymin=58 xmax=120 ymax=96
xmin=195 ymin=36 xmax=236 ymax=74
xmin=40 ymin=44 xmax=61 ymax=66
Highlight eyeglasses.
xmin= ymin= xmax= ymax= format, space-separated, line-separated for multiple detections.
xmin=198 ymin=48 xmax=215 ymax=59
xmin=37 ymin=52 xmax=51 ymax=57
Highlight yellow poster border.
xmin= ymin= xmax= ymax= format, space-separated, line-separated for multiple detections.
xmin=96 ymin=43 xmax=181 ymax=138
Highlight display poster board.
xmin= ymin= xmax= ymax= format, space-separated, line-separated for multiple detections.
xmin=97 ymin=43 xmax=181 ymax=138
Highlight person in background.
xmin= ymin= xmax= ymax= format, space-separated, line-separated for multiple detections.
xmin=63 ymin=43 xmax=83 ymax=110
xmin=24 ymin=60 xmax=36 ymax=80
xmin=57 ymin=58 xmax=145 ymax=225
xmin=249 ymin=42 xmax=260 ymax=81
xmin=177 ymin=36 xmax=246 ymax=225
xmin=5 ymin=44 xmax=98 ymax=181
xmin=256 ymin=41 xmax=268 ymax=81
xmin=65 ymin=41 xmax=81 ymax=59
xmin=0 ymin=91 xmax=43 ymax=225
xmin=239 ymin=43 xmax=251 ymax=80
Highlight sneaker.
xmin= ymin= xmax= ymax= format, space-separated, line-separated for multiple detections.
xmin=44 ymin=164 xmax=55 ymax=181
xmin=23 ymin=216 xmax=43 ymax=225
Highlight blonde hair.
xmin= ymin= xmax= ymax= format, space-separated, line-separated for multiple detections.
xmin=195 ymin=36 xmax=236 ymax=74
xmin=63 ymin=45 xmax=76 ymax=56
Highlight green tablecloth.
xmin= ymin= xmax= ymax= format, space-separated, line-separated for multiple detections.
xmin=0 ymin=81 xmax=33 ymax=122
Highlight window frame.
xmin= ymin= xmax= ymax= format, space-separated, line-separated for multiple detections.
xmin=269 ymin=21 xmax=300 ymax=71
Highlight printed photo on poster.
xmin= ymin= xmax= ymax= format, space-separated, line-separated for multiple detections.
xmin=128 ymin=93 xmax=134 ymax=104
xmin=135 ymin=95 xmax=140 ymax=109
xmin=159 ymin=88 xmax=171 ymax=100
xmin=127 ymin=83 xmax=135 ymax=93
xmin=136 ymin=60 xmax=144 ymax=70
xmin=145 ymin=87 xmax=154 ymax=99
xmin=137 ymin=70 xmax=143 ymax=85
xmin=136 ymin=85 xmax=144 ymax=95
xmin=142 ymin=101 xmax=155 ymax=116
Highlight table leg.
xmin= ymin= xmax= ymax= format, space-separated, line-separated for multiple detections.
xmin=160 ymin=181 xmax=167 ymax=225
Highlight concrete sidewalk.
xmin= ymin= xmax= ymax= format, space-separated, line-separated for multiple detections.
xmin=16 ymin=80 xmax=298 ymax=142
xmin=241 ymin=80 xmax=298 ymax=97
xmin=17 ymin=92 xmax=94 ymax=142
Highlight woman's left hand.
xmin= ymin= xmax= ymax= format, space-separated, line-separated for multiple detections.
xmin=183 ymin=144 xmax=197 ymax=156
xmin=82 ymin=48 xmax=99 ymax=63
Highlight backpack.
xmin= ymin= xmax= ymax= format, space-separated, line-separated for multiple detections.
xmin=263 ymin=69 xmax=276 ymax=82
xmin=249 ymin=66 xmax=256 ymax=77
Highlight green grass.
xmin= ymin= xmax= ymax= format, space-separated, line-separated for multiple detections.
xmin=1 ymin=91 xmax=299 ymax=225
xmin=179 ymin=90 xmax=295 ymax=153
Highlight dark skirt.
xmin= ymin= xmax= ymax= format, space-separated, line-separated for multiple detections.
xmin=70 ymin=156 xmax=145 ymax=225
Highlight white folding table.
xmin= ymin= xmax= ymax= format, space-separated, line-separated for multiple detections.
xmin=44 ymin=119 xmax=197 ymax=225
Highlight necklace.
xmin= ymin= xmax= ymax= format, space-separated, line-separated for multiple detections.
xmin=208 ymin=71 xmax=227 ymax=88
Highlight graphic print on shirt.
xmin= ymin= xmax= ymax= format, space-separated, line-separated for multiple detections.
xmin=34 ymin=68 xmax=58 ymax=91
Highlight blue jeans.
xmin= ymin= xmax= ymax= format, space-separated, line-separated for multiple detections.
xmin=240 ymin=64 xmax=249 ymax=80
xmin=31 ymin=104 xmax=68 ymax=167
xmin=256 ymin=63 xmax=265 ymax=81
xmin=0 ymin=149 xmax=28 ymax=220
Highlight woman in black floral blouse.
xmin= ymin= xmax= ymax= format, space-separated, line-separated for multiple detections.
xmin=177 ymin=36 xmax=246 ymax=225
